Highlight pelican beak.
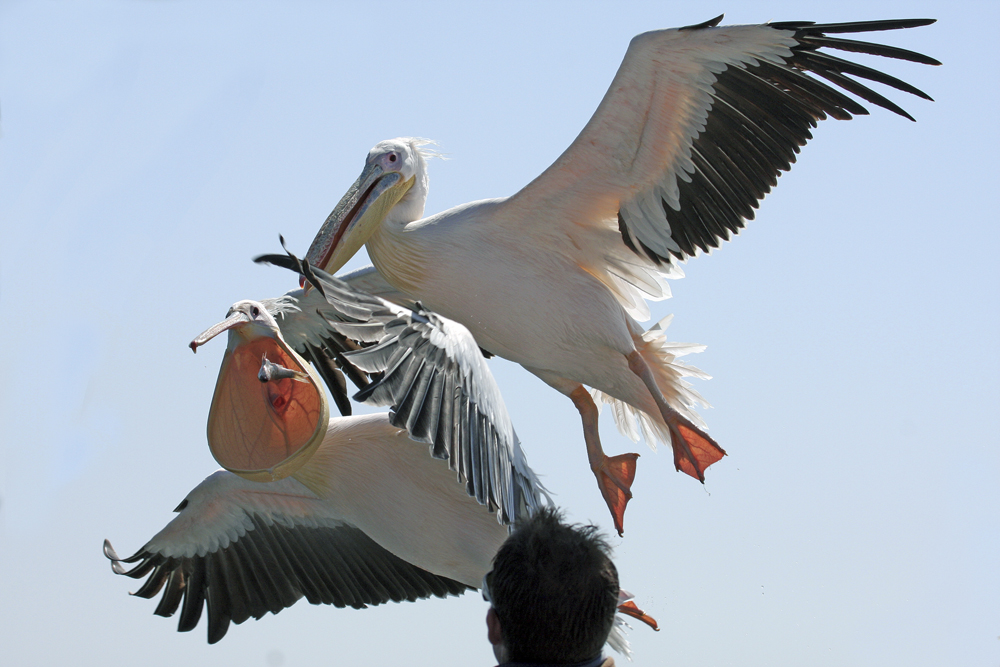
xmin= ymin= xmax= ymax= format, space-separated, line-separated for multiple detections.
xmin=202 ymin=319 xmax=330 ymax=483
xmin=189 ymin=311 xmax=251 ymax=352
xmin=305 ymin=162 xmax=414 ymax=276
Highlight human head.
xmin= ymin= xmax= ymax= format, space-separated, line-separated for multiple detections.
xmin=484 ymin=507 xmax=619 ymax=664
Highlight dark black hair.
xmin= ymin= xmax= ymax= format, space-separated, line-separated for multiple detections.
xmin=488 ymin=507 xmax=618 ymax=664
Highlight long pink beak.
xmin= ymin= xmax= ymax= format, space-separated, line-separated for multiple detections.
xmin=189 ymin=311 xmax=250 ymax=352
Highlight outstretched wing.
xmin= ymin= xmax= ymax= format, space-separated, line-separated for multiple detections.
xmin=256 ymin=244 xmax=548 ymax=524
xmin=103 ymin=471 xmax=468 ymax=644
xmin=497 ymin=17 xmax=939 ymax=313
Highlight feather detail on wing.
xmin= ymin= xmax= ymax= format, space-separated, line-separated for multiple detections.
xmin=263 ymin=288 xmax=374 ymax=416
xmin=339 ymin=264 xmax=419 ymax=310
xmin=255 ymin=244 xmax=550 ymax=524
xmin=263 ymin=262 xmax=424 ymax=415
xmin=103 ymin=471 xmax=468 ymax=644
xmin=496 ymin=17 xmax=938 ymax=316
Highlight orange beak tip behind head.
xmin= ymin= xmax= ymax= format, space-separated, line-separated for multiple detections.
xmin=617 ymin=600 xmax=659 ymax=632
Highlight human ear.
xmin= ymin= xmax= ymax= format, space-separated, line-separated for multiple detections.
xmin=486 ymin=607 xmax=503 ymax=646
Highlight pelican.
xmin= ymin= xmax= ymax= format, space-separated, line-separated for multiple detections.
xmin=104 ymin=261 xmax=662 ymax=648
xmin=303 ymin=17 xmax=939 ymax=534
xmin=104 ymin=266 xmax=549 ymax=643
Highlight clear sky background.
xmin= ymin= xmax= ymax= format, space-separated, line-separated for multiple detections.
xmin=1 ymin=2 xmax=996 ymax=666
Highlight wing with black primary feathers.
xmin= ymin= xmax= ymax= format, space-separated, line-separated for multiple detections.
xmin=103 ymin=471 xmax=469 ymax=644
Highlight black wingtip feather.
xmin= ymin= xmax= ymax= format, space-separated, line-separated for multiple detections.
xmin=153 ymin=569 xmax=184 ymax=617
xmin=618 ymin=16 xmax=937 ymax=264
xmin=254 ymin=236 xmax=327 ymax=298
xmin=103 ymin=539 xmax=121 ymax=564
xmin=770 ymin=18 xmax=937 ymax=34
xmin=177 ymin=565 xmax=206 ymax=633
xmin=800 ymin=35 xmax=942 ymax=66
xmin=680 ymin=14 xmax=724 ymax=31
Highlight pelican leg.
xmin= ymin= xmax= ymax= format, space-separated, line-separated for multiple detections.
xmin=569 ymin=385 xmax=638 ymax=536
xmin=626 ymin=350 xmax=725 ymax=482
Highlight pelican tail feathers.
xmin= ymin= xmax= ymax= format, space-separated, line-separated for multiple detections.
xmin=591 ymin=314 xmax=710 ymax=451
xmin=607 ymin=616 xmax=633 ymax=659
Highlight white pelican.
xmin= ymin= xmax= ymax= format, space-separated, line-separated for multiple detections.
xmin=104 ymin=268 xmax=549 ymax=643
xmin=302 ymin=17 xmax=939 ymax=534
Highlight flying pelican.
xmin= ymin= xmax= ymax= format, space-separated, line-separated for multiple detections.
xmin=302 ymin=17 xmax=939 ymax=534
xmin=104 ymin=267 xmax=549 ymax=643
xmin=104 ymin=263 xmax=658 ymax=648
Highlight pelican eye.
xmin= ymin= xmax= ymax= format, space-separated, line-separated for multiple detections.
xmin=389 ymin=153 xmax=397 ymax=162
xmin=251 ymin=306 xmax=260 ymax=318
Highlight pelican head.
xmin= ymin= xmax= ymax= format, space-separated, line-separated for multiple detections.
xmin=189 ymin=300 xmax=281 ymax=352
xmin=306 ymin=137 xmax=433 ymax=275
xmin=189 ymin=299 xmax=330 ymax=483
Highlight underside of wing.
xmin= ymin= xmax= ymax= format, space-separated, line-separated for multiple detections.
xmin=502 ymin=17 xmax=939 ymax=302
xmin=347 ymin=309 xmax=547 ymax=524
xmin=104 ymin=473 xmax=469 ymax=644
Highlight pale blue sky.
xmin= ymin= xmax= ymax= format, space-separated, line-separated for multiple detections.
xmin=1 ymin=2 xmax=997 ymax=666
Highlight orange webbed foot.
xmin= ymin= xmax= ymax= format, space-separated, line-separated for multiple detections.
xmin=595 ymin=453 xmax=639 ymax=536
xmin=667 ymin=414 xmax=726 ymax=482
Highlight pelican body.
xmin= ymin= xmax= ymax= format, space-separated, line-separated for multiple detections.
xmin=106 ymin=273 xmax=658 ymax=648
xmin=304 ymin=17 xmax=939 ymax=533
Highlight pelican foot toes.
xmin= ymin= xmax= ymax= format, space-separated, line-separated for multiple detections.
xmin=664 ymin=413 xmax=725 ymax=483
xmin=594 ymin=452 xmax=639 ymax=537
